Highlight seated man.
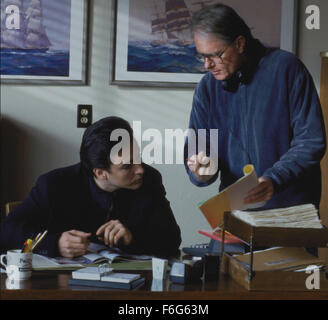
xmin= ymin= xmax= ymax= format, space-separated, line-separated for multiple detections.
xmin=0 ymin=117 xmax=181 ymax=258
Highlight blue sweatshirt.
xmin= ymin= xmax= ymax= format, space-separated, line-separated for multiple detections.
xmin=184 ymin=46 xmax=326 ymax=209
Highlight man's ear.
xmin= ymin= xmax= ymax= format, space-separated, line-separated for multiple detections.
xmin=93 ymin=168 xmax=108 ymax=180
xmin=236 ymin=35 xmax=246 ymax=54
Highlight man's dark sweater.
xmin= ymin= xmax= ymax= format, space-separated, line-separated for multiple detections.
xmin=0 ymin=163 xmax=181 ymax=257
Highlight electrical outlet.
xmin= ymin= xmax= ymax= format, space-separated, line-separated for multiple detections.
xmin=77 ymin=104 xmax=92 ymax=128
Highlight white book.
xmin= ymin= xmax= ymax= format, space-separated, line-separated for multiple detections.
xmin=80 ymin=242 xmax=153 ymax=264
xmin=72 ymin=266 xmax=113 ymax=281
xmin=101 ymin=272 xmax=140 ymax=283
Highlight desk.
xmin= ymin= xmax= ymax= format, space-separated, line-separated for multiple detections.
xmin=1 ymin=271 xmax=328 ymax=300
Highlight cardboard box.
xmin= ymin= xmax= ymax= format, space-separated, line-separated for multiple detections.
xmin=221 ymin=212 xmax=328 ymax=291
xmin=221 ymin=249 xmax=328 ymax=291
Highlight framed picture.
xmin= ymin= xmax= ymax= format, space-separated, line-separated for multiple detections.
xmin=1 ymin=0 xmax=88 ymax=84
xmin=111 ymin=0 xmax=298 ymax=87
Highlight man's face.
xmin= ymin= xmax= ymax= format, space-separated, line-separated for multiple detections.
xmin=106 ymin=161 xmax=144 ymax=191
xmin=94 ymin=143 xmax=144 ymax=192
xmin=194 ymin=32 xmax=245 ymax=81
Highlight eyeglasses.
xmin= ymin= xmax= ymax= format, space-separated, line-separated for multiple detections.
xmin=194 ymin=43 xmax=232 ymax=64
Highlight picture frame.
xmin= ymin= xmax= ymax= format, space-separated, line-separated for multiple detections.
xmin=111 ymin=0 xmax=298 ymax=88
xmin=0 ymin=0 xmax=89 ymax=85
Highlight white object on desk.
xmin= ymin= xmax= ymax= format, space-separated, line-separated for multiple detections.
xmin=72 ymin=266 xmax=113 ymax=281
xmin=151 ymin=278 xmax=165 ymax=291
xmin=152 ymin=257 xmax=168 ymax=280
xmin=101 ymin=272 xmax=140 ymax=283
xmin=32 ymin=254 xmax=83 ymax=270
xmin=0 ymin=249 xmax=32 ymax=280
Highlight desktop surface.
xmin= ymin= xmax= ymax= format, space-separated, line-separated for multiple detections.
xmin=1 ymin=271 xmax=327 ymax=300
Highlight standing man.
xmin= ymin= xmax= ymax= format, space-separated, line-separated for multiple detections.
xmin=185 ymin=4 xmax=326 ymax=209
xmin=1 ymin=117 xmax=181 ymax=258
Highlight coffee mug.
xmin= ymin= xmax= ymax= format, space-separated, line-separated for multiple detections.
xmin=6 ymin=278 xmax=32 ymax=290
xmin=0 ymin=249 xmax=32 ymax=280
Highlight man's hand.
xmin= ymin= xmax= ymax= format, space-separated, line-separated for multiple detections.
xmin=244 ymin=176 xmax=274 ymax=204
xmin=58 ymin=230 xmax=91 ymax=258
xmin=187 ymin=151 xmax=217 ymax=183
xmin=96 ymin=220 xmax=132 ymax=248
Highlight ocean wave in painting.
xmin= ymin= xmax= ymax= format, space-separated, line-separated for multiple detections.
xmin=127 ymin=41 xmax=205 ymax=74
xmin=0 ymin=50 xmax=69 ymax=76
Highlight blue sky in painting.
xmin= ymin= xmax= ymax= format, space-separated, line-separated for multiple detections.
xmin=7 ymin=0 xmax=72 ymax=51
xmin=42 ymin=0 xmax=71 ymax=51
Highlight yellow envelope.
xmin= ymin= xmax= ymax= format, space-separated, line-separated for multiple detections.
xmin=199 ymin=164 xmax=265 ymax=229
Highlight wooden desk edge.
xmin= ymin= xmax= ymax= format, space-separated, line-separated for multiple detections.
xmin=1 ymin=288 xmax=328 ymax=300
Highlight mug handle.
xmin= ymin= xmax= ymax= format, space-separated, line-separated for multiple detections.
xmin=0 ymin=254 xmax=7 ymax=269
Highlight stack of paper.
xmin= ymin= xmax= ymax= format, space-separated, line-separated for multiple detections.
xmin=232 ymin=204 xmax=323 ymax=229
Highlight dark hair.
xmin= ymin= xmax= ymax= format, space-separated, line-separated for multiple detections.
xmin=80 ymin=116 xmax=133 ymax=176
xmin=191 ymin=3 xmax=254 ymax=46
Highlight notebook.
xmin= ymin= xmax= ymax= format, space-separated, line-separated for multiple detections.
xmin=101 ymin=272 xmax=140 ymax=283
xmin=68 ymin=277 xmax=145 ymax=290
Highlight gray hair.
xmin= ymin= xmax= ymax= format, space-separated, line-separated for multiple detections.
xmin=191 ymin=3 xmax=254 ymax=45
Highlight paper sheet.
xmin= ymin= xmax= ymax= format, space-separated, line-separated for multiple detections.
xmin=199 ymin=164 xmax=266 ymax=229
xmin=232 ymin=203 xmax=323 ymax=228
xmin=32 ymin=254 xmax=83 ymax=270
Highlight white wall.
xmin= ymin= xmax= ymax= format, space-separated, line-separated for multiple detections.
xmin=1 ymin=0 xmax=327 ymax=248
xmin=297 ymin=0 xmax=328 ymax=93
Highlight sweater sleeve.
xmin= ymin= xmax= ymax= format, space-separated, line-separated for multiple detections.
xmin=184 ymin=80 xmax=220 ymax=187
xmin=263 ymin=61 xmax=326 ymax=192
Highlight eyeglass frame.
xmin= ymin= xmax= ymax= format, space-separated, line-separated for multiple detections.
xmin=194 ymin=41 xmax=234 ymax=64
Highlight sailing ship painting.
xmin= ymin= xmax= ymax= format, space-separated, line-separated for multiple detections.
xmin=1 ymin=0 xmax=71 ymax=77
xmin=126 ymin=0 xmax=281 ymax=77
xmin=127 ymin=0 xmax=218 ymax=74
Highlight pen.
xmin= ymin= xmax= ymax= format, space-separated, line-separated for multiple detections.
xmin=21 ymin=232 xmax=42 ymax=253
xmin=29 ymin=230 xmax=48 ymax=252
xmin=35 ymin=233 xmax=41 ymax=241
